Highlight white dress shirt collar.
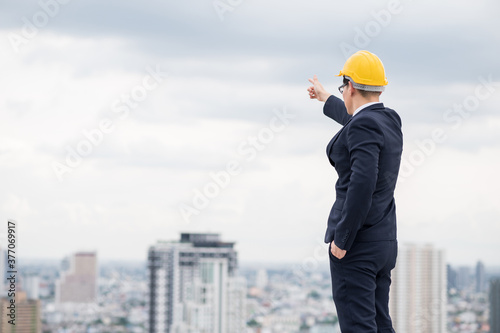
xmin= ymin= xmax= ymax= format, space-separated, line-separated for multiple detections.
xmin=352 ymin=102 xmax=380 ymax=117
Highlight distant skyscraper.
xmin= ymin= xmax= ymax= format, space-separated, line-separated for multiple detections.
xmin=447 ymin=264 xmax=458 ymax=291
xmin=255 ymin=268 xmax=268 ymax=289
xmin=457 ymin=266 xmax=472 ymax=291
xmin=55 ymin=252 xmax=97 ymax=303
xmin=0 ymin=291 xmax=41 ymax=333
xmin=147 ymin=233 xmax=246 ymax=333
xmin=24 ymin=275 xmax=40 ymax=300
xmin=389 ymin=243 xmax=446 ymax=333
xmin=491 ymin=279 xmax=500 ymax=333
xmin=475 ymin=261 xmax=486 ymax=293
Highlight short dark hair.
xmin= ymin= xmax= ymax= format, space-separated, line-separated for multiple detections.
xmin=357 ymin=89 xmax=381 ymax=98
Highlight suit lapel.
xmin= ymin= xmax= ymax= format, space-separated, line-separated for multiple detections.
xmin=326 ymin=116 xmax=354 ymax=163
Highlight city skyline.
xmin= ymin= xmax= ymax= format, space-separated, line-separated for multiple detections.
xmin=16 ymin=239 xmax=500 ymax=272
xmin=0 ymin=0 xmax=499 ymax=266
xmin=12 ymin=243 xmax=499 ymax=333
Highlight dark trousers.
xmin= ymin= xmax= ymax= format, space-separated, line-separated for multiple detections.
xmin=329 ymin=240 xmax=397 ymax=333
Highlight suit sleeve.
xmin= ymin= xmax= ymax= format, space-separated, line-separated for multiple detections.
xmin=334 ymin=115 xmax=385 ymax=251
xmin=323 ymin=95 xmax=352 ymax=125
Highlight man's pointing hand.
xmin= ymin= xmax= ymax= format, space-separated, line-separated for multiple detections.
xmin=307 ymin=75 xmax=332 ymax=102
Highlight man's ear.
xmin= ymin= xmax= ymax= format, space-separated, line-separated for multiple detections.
xmin=348 ymin=82 xmax=355 ymax=96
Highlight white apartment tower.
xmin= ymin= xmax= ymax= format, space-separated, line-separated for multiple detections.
xmin=147 ymin=233 xmax=246 ymax=333
xmin=389 ymin=243 xmax=447 ymax=333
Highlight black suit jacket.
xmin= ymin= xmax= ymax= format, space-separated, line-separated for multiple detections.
xmin=324 ymin=95 xmax=403 ymax=251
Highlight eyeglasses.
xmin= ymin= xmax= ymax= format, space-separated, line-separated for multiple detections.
xmin=338 ymin=80 xmax=349 ymax=94
xmin=339 ymin=81 xmax=349 ymax=94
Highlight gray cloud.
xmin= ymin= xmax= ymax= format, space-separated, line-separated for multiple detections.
xmin=2 ymin=0 xmax=500 ymax=264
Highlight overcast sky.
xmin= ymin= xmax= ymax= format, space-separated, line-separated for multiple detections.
xmin=0 ymin=0 xmax=499 ymax=268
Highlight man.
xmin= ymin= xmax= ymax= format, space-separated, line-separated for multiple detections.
xmin=307 ymin=50 xmax=403 ymax=333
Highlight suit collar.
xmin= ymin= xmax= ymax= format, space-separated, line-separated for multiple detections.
xmin=353 ymin=102 xmax=384 ymax=116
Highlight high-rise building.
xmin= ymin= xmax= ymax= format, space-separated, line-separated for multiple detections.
xmin=491 ymin=279 xmax=500 ymax=333
xmin=389 ymin=243 xmax=446 ymax=333
xmin=447 ymin=264 xmax=458 ymax=291
xmin=475 ymin=261 xmax=486 ymax=293
xmin=147 ymin=233 xmax=246 ymax=333
xmin=24 ymin=275 xmax=40 ymax=300
xmin=255 ymin=269 xmax=268 ymax=289
xmin=0 ymin=291 xmax=41 ymax=333
xmin=457 ymin=266 xmax=472 ymax=291
xmin=55 ymin=252 xmax=97 ymax=303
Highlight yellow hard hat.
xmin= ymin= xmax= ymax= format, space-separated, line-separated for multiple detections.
xmin=336 ymin=50 xmax=388 ymax=91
